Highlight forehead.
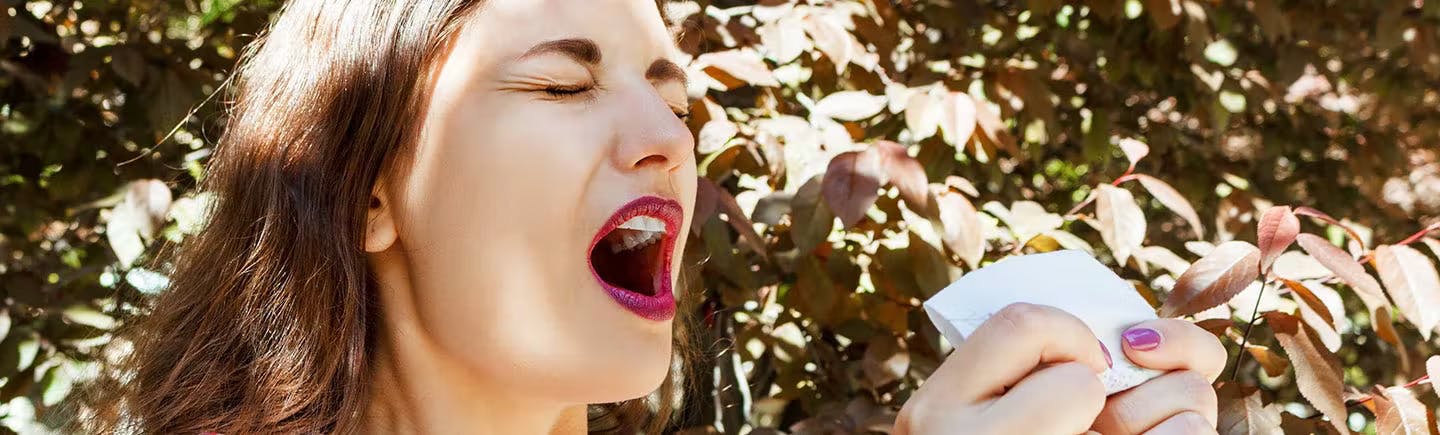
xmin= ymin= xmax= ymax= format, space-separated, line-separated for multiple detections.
xmin=457 ymin=0 xmax=677 ymax=68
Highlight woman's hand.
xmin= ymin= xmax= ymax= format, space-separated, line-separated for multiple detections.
xmin=895 ymin=303 xmax=1111 ymax=435
xmin=1089 ymin=319 xmax=1227 ymax=435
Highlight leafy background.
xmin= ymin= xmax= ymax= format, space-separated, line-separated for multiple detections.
xmin=2 ymin=0 xmax=1439 ymax=433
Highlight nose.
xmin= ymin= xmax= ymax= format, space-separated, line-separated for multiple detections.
xmin=611 ymin=85 xmax=694 ymax=172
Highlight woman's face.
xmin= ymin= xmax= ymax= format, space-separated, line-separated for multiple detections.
xmin=380 ymin=0 xmax=695 ymax=403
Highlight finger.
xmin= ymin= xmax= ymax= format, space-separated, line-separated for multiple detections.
xmin=1142 ymin=411 xmax=1216 ymax=435
xmin=934 ymin=303 xmax=1109 ymax=402
xmin=986 ymin=362 xmax=1107 ymax=435
xmin=1120 ymin=318 xmax=1227 ymax=381
xmin=1091 ymin=371 xmax=1219 ymax=435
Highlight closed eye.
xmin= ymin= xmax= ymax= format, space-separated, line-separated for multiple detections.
xmin=542 ymin=84 xmax=594 ymax=98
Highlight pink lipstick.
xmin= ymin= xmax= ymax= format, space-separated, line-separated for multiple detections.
xmin=586 ymin=196 xmax=683 ymax=321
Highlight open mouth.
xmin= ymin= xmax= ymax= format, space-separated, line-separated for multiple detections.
xmin=587 ymin=196 xmax=683 ymax=321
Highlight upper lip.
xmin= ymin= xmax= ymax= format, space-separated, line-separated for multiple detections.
xmin=590 ymin=196 xmax=684 ymax=251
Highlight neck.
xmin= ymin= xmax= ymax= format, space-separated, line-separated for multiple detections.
xmin=362 ymin=249 xmax=588 ymax=435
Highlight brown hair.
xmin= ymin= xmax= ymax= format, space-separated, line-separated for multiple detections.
xmin=81 ymin=1 xmax=694 ymax=433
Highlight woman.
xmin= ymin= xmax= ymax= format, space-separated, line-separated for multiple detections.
xmin=89 ymin=0 xmax=1226 ymax=433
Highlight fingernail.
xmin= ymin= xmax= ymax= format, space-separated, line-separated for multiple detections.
xmin=1123 ymin=327 xmax=1163 ymax=351
xmin=1099 ymin=340 xmax=1113 ymax=367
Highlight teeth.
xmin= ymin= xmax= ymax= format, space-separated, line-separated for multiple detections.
xmin=607 ymin=227 xmax=663 ymax=253
xmin=617 ymin=216 xmax=667 ymax=233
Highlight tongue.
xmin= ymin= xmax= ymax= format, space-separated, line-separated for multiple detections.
xmin=591 ymin=231 xmax=660 ymax=295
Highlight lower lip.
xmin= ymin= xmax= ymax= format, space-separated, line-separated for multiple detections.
xmin=588 ymin=196 xmax=681 ymax=321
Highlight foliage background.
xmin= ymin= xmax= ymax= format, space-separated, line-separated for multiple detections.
xmin=1 ymin=0 xmax=1439 ymax=433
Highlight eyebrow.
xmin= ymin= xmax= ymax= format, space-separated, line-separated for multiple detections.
xmin=519 ymin=38 xmax=601 ymax=64
xmin=646 ymin=59 xmax=687 ymax=83
xmin=517 ymin=37 xmax=687 ymax=84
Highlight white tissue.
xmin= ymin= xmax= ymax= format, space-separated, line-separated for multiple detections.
xmin=922 ymin=250 xmax=1162 ymax=395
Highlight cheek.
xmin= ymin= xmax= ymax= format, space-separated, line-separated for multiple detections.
xmin=389 ymin=99 xmax=676 ymax=402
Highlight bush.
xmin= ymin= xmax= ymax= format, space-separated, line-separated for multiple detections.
xmin=1 ymin=0 xmax=1437 ymax=433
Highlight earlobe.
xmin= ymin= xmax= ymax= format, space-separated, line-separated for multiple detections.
xmin=364 ymin=181 xmax=399 ymax=253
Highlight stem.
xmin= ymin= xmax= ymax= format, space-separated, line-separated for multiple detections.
xmin=1347 ymin=375 xmax=1432 ymax=407
xmin=1230 ymin=279 xmax=1269 ymax=381
xmin=1394 ymin=222 xmax=1440 ymax=246
xmin=1111 ymin=173 xmax=1141 ymax=186
xmin=1064 ymin=191 xmax=1098 ymax=217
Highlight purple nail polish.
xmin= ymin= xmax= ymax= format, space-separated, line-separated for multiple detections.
xmin=1123 ymin=328 xmax=1163 ymax=351
xmin=1099 ymin=340 xmax=1113 ymax=367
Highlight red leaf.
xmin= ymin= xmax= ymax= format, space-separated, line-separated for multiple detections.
xmin=695 ymin=49 xmax=778 ymax=88
xmin=1095 ymin=184 xmax=1146 ymax=265
xmin=1427 ymin=356 xmax=1439 ymax=402
xmin=1117 ymin=138 xmax=1150 ymax=172
xmin=1159 ymin=241 xmax=1261 ymax=317
xmin=1134 ymin=174 xmax=1205 ymax=238
xmin=814 ymin=91 xmax=888 ymax=121
xmin=1256 ymin=206 xmax=1300 ymax=274
xmin=1263 ymin=311 xmax=1348 ymax=435
xmin=971 ymin=98 xmax=1019 ymax=157
xmin=704 ymin=178 xmax=770 ymax=261
xmin=937 ymin=190 xmax=983 ymax=268
xmin=873 ymin=141 xmax=931 ymax=216
xmin=802 ymin=12 xmax=854 ymax=73
xmin=939 ymin=92 xmax=978 ymax=148
xmin=1373 ymin=244 xmax=1440 ymax=340
xmin=821 ymin=149 xmax=884 ymax=228
xmin=904 ymin=89 xmax=943 ymax=140
xmin=1371 ymin=385 xmax=1435 ymax=435
xmin=1295 ymin=233 xmax=1390 ymax=312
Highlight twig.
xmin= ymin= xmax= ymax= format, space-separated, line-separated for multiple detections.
xmin=1345 ymin=375 xmax=1432 ymax=407
xmin=1230 ymin=279 xmax=1270 ymax=381
xmin=116 ymin=70 xmax=237 ymax=167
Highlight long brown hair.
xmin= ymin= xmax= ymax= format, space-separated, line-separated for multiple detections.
xmin=82 ymin=1 xmax=694 ymax=433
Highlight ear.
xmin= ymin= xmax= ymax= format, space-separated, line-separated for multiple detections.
xmin=364 ymin=177 xmax=399 ymax=253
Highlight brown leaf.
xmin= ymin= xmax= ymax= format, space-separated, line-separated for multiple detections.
xmin=1196 ymin=318 xmax=1234 ymax=337
xmin=1134 ymin=174 xmax=1206 ymax=238
xmin=1373 ymin=244 xmax=1440 ymax=339
xmin=937 ymin=190 xmax=983 ymax=268
xmin=1117 ymin=138 xmax=1150 ymax=172
xmin=873 ymin=141 xmax=931 ymax=216
xmin=1095 ymin=184 xmax=1147 ymax=265
xmin=861 ymin=337 xmax=910 ymax=387
xmin=822 ymin=149 xmax=884 ymax=228
xmin=1371 ymin=385 xmax=1435 ymax=435
xmin=696 ymin=49 xmax=778 ymax=88
xmin=1216 ymin=383 xmax=1284 ymax=435
xmin=1279 ymin=278 xmax=1335 ymax=327
xmin=1245 ymin=344 xmax=1291 ymax=377
xmin=1295 ymin=280 xmax=1346 ymax=352
xmin=791 ymin=175 xmax=834 ymax=254
xmin=1264 ymin=311 xmax=1348 ymax=434
xmin=1256 ymin=206 xmax=1300 ymax=275
xmin=1143 ymin=0 xmax=1182 ymax=29
xmin=939 ymin=92 xmax=978 ymax=148
xmin=1295 ymin=233 xmax=1390 ymax=312
xmin=1159 ymin=241 xmax=1261 ymax=317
